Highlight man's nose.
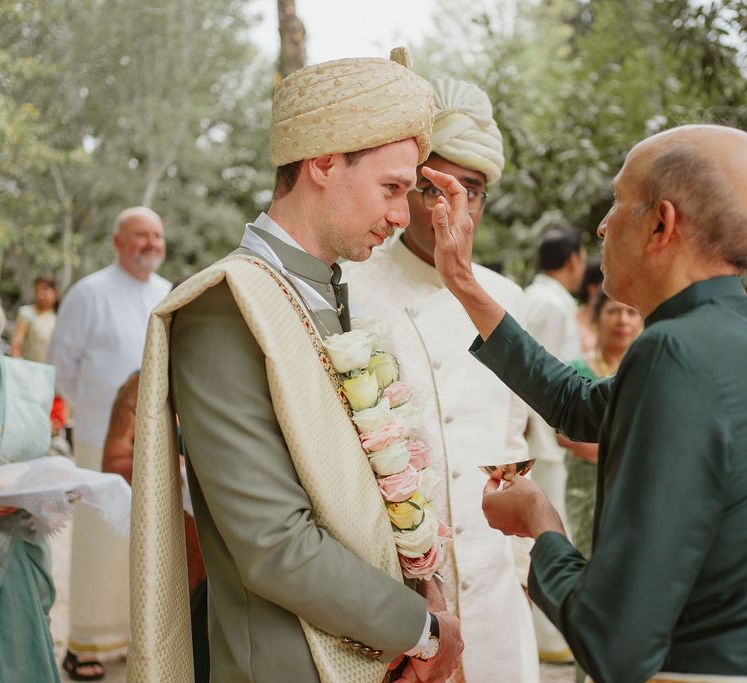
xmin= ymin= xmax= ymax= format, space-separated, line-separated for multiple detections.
xmin=387 ymin=200 xmax=410 ymax=230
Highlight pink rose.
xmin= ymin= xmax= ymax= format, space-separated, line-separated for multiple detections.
xmin=359 ymin=419 xmax=407 ymax=453
xmin=406 ymin=440 xmax=431 ymax=470
xmin=382 ymin=381 xmax=412 ymax=408
xmin=400 ymin=543 xmax=444 ymax=580
xmin=377 ymin=465 xmax=422 ymax=503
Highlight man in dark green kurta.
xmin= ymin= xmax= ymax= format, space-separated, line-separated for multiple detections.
xmin=422 ymin=124 xmax=747 ymax=683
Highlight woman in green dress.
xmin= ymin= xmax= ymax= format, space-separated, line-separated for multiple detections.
xmin=560 ymin=293 xmax=643 ymax=560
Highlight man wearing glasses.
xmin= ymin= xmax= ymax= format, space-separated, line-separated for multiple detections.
xmin=345 ymin=78 xmax=539 ymax=683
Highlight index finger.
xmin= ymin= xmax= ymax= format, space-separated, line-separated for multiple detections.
xmin=421 ymin=166 xmax=470 ymax=214
xmin=484 ymin=478 xmax=502 ymax=494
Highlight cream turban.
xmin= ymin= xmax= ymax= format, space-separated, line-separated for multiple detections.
xmin=430 ymin=78 xmax=505 ymax=185
xmin=270 ymin=57 xmax=434 ymax=167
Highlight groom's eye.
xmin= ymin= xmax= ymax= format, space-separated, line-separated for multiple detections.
xmin=422 ymin=186 xmax=442 ymax=198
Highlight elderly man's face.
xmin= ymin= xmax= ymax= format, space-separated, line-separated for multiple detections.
xmin=114 ymin=214 xmax=166 ymax=280
xmin=321 ymin=139 xmax=419 ymax=262
xmin=403 ymin=155 xmax=487 ymax=267
xmin=597 ymin=149 xmax=652 ymax=307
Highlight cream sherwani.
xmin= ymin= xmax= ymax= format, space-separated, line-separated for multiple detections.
xmin=345 ymin=237 xmax=539 ymax=683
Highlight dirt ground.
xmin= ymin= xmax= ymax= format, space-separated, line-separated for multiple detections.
xmin=49 ymin=524 xmax=573 ymax=683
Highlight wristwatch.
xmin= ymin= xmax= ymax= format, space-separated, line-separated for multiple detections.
xmin=414 ymin=612 xmax=440 ymax=661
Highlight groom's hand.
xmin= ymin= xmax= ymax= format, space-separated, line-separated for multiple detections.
xmin=407 ymin=611 xmax=463 ymax=683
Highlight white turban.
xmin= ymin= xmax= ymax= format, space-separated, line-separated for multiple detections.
xmin=430 ymin=78 xmax=505 ymax=185
xmin=270 ymin=57 xmax=435 ymax=167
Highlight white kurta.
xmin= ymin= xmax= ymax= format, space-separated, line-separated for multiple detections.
xmin=522 ymin=272 xmax=581 ymax=661
xmin=47 ymin=262 xmax=171 ymax=448
xmin=345 ymin=238 xmax=539 ymax=683
xmin=46 ymin=262 xmax=170 ymax=658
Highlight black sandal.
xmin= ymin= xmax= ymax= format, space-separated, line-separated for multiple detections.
xmin=62 ymin=650 xmax=105 ymax=681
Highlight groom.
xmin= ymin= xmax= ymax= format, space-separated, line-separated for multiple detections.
xmin=129 ymin=54 xmax=462 ymax=683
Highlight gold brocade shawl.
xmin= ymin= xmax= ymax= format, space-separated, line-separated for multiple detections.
xmin=127 ymin=255 xmax=403 ymax=683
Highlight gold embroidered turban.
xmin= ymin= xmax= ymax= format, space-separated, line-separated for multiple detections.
xmin=270 ymin=57 xmax=435 ymax=166
xmin=430 ymin=78 xmax=505 ymax=185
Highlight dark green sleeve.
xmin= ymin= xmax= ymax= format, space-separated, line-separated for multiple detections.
xmin=171 ymin=282 xmax=426 ymax=660
xmin=527 ymin=332 xmax=731 ymax=683
xmin=470 ymin=314 xmax=612 ymax=442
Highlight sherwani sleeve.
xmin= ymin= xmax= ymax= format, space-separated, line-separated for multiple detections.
xmin=170 ymin=283 xmax=426 ymax=661
xmin=470 ymin=314 xmax=610 ymax=443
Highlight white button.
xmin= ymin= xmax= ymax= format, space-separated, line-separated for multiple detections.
xmin=451 ymin=470 xmax=460 ymax=480
xmin=455 ymin=526 xmax=464 ymax=535
xmin=432 ymin=360 xmax=441 ymax=370
xmin=444 ymin=415 xmax=454 ymax=424
xmin=460 ymin=580 xmax=470 ymax=591
xmin=409 ymin=308 xmax=419 ymax=318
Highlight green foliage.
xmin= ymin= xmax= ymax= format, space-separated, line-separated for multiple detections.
xmin=419 ymin=0 xmax=747 ymax=284
xmin=0 ymin=0 xmax=275 ymax=308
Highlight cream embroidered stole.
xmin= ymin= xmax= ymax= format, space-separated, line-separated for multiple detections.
xmin=127 ymin=255 xmax=403 ymax=683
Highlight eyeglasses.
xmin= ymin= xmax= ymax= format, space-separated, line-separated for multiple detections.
xmin=412 ymin=184 xmax=488 ymax=215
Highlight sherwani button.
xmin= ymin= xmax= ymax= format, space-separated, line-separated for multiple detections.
xmin=444 ymin=415 xmax=454 ymax=424
xmin=461 ymin=580 xmax=471 ymax=591
xmin=451 ymin=470 xmax=460 ymax=479
xmin=432 ymin=360 xmax=441 ymax=370
xmin=455 ymin=525 xmax=464 ymax=535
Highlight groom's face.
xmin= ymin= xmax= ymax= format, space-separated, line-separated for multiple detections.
xmin=321 ymin=138 xmax=419 ymax=262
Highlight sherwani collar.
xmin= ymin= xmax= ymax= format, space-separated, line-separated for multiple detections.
xmin=390 ymin=236 xmax=444 ymax=289
xmin=645 ymin=275 xmax=744 ymax=327
xmin=240 ymin=220 xmax=350 ymax=333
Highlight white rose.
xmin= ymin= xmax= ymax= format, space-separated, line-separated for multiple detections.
xmin=352 ymin=398 xmax=392 ymax=433
xmin=368 ymin=441 xmax=410 ymax=476
xmin=324 ymin=329 xmax=374 ymax=373
xmin=394 ymin=511 xmax=439 ymax=557
xmin=351 ymin=315 xmax=390 ymax=348
xmin=391 ymin=400 xmax=421 ymax=436
xmin=419 ymin=469 xmax=441 ymax=502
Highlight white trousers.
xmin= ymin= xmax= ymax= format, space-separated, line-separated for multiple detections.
xmin=587 ymin=675 xmax=747 ymax=683
xmin=68 ymin=438 xmax=129 ymax=660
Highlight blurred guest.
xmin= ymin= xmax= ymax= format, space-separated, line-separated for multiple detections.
xmin=10 ymin=275 xmax=59 ymax=362
xmin=575 ymin=256 xmax=603 ymax=353
xmin=47 ymin=207 xmax=170 ymax=680
xmin=523 ymin=227 xmax=585 ymax=663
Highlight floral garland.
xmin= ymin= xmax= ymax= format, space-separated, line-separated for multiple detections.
xmin=323 ymin=316 xmax=451 ymax=580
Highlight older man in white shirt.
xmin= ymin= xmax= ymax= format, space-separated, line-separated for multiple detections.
xmin=523 ymin=227 xmax=585 ymax=663
xmin=47 ymin=206 xmax=170 ymax=680
xmin=345 ymin=78 xmax=539 ymax=683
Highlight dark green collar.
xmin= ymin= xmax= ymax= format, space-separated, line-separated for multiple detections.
xmin=645 ymin=275 xmax=744 ymax=327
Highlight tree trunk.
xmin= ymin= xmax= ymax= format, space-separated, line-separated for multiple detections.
xmin=50 ymin=164 xmax=75 ymax=292
xmin=277 ymin=0 xmax=306 ymax=78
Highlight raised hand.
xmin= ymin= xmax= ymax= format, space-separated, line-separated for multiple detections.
xmin=422 ymin=166 xmax=475 ymax=294
xmin=422 ymin=166 xmax=506 ymax=341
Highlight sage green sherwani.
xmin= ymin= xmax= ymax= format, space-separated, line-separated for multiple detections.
xmin=470 ymin=276 xmax=747 ymax=683
xmin=169 ymin=230 xmax=426 ymax=682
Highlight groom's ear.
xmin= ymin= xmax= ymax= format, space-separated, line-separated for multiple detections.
xmin=306 ymin=155 xmax=337 ymax=189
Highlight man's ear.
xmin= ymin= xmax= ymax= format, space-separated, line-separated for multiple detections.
xmin=305 ymin=155 xmax=336 ymax=188
xmin=648 ymin=199 xmax=677 ymax=253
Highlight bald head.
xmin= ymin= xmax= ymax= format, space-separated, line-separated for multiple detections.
xmin=630 ymin=124 xmax=747 ymax=270
xmin=112 ymin=206 xmax=165 ymax=281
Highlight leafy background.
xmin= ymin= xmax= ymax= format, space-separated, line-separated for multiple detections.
xmin=1 ymin=0 xmax=745 ymax=310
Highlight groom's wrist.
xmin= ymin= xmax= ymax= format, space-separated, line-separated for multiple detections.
xmin=405 ymin=612 xmax=440 ymax=660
